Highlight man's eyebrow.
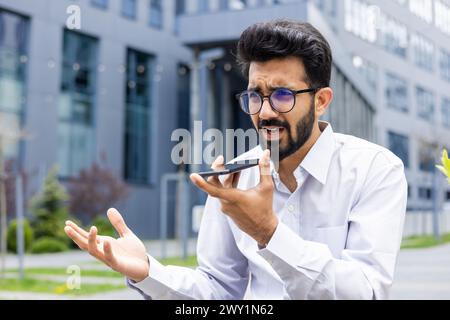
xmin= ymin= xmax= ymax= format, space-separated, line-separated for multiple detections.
xmin=247 ymin=84 xmax=297 ymax=91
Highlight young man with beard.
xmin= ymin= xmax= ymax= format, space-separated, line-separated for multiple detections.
xmin=64 ymin=20 xmax=407 ymax=300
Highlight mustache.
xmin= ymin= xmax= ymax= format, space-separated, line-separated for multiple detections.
xmin=258 ymin=119 xmax=290 ymax=130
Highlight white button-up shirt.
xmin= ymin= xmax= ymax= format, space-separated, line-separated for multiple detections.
xmin=129 ymin=121 xmax=407 ymax=300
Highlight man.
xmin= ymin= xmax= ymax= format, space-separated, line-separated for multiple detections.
xmin=64 ymin=20 xmax=407 ymax=299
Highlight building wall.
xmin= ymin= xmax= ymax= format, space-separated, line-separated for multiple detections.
xmin=0 ymin=0 xmax=192 ymax=238
xmin=331 ymin=0 xmax=450 ymax=210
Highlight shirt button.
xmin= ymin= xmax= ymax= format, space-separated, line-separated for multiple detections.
xmin=288 ymin=205 xmax=295 ymax=212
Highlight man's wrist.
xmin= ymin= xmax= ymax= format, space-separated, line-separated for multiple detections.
xmin=257 ymin=216 xmax=278 ymax=248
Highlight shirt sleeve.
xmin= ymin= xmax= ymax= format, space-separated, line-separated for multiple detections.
xmin=127 ymin=195 xmax=250 ymax=300
xmin=258 ymin=153 xmax=408 ymax=300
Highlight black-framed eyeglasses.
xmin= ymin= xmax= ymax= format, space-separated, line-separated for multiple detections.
xmin=235 ymin=87 xmax=321 ymax=115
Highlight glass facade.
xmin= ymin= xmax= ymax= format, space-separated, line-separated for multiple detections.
xmin=344 ymin=0 xmax=378 ymax=43
xmin=385 ymin=72 xmax=408 ymax=113
xmin=124 ymin=49 xmax=154 ymax=184
xmin=416 ymin=86 xmax=435 ymax=122
xmin=324 ymin=65 xmax=375 ymax=141
xmin=419 ymin=141 xmax=437 ymax=172
xmin=352 ymin=55 xmax=378 ymax=90
xmin=377 ymin=12 xmax=408 ymax=58
xmin=91 ymin=0 xmax=108 ymax=9
xmin=388 ymin=131 xmax=409 ymax=168
xmin=58 ymin=30 xmax=98 ymax=177
xmin=442 ymin=97 xmax=450 ymax=128
xmin=440 ymin=48 xmax=450 ymax=82
xmin=345 ymin=0 xmax=408 ymax=57
xmin=410 ymin=33 xmax=434 ymax=72
xmin=0 ymin=9 xmax=28 ymax=161
xmin=149 ymin=0 xmax=163 ymax=29
xmin=435 ymin=0 xmax=450 ymax=36
xmin=409 ymin=0 xmax=433 ymax=24
xmin=122 ymin=0 xmax=137 ymax=19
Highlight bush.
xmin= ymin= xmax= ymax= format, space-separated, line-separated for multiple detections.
xmin=7 ymin=219 xmax=33 ymax=253
xmin=30 ymin=237 xmax=69 ymax=254
xmin=30 ymin=167 xmax=70 ymax=246
xmin=92 ymin=216 xmax=117 ymax=238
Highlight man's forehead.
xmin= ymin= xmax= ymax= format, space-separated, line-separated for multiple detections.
xmin=248 ymin=76 xmax=306 ymax=90
xmin=247 ymin=59 xmax=307 ymax=89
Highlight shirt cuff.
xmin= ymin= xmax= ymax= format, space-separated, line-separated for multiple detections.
xmin=127 ymin=255 xmax=174 ymax=299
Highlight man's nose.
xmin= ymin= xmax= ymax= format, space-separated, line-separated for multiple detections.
xmin=259 ymin=98 xmax=278 ymax=119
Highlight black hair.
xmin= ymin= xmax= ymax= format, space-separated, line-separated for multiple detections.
xmin=236 ymin=19 xmax=332 ymax=88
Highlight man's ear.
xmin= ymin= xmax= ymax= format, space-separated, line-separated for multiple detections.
xmin=315 ymin=87 xmax=333 ymax=117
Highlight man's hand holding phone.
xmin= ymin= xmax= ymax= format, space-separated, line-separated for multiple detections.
xmin=64 ymin=208 xmax=149 ymax=283
xmin=190 ymin=149 xmax=278 ymax=248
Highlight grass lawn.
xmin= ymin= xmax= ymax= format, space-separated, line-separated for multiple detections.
xmin=159 ymin=255 xmax=198 ymax=267
xmin=0 ymin=278 xmax=126 ymax=296
xmin=88 ymin=255 xmax=198 ymax=268
xmin=6 ymin=267 xmax=123 ymax=278
xmin=401 ymin=233 xmax=450 ymax=249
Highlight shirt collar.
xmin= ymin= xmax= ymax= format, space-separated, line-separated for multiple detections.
xmin=300 ymin=121 xmax=335 ymax=185
xmin=268 ymin=121 xmax=335 ymax=186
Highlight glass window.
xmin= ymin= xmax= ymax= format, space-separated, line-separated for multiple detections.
xmin=435 ymin=0 xmax=450 ymax=36
xmin=409 ymin=0 xmax=433 ymax=23
xmin=353 ymin=55 xmax=378 ymax=90
xmin=344 ymin=0 xmax=378 ymax=43
xmin=385 ymin=72 xmax=408 ymax=113
xmin=199 ymin=0 xmax=210 ymax=12
xmin=416 ymin=86 xmax=435 ymax=122
xmin=122 ymin=0 xmax=137 ymax=19
xmin=0 ymin=9 xmax=29 ymax=162
xmin=124 ymin=49 xmax=154 ymax=184
xmin=377 ymin=12 xmax=408 ymax=58
xmin=175 ymin=0 xmax=186 ymax=15
xmin=410 ymin=33 xmax=434 ymax=72
xmin=442 ymin=97 xmax=450 ymax=128
xmin=256 ymin=0 xmax=267 ymax=7
xmin=440 ymin=49 xmax=450 ymax=82
xmin=418 ymin=187 xmax=433 ymax=200
xmin=418 ymin=141 xmax=437 ymax=172
xmin=91 ymin=0 xmax=108 ymax=9
xmin=388 ymin=131 xmax=410 ymax=168
xmin=149 ymin=0 xmax=163 ymax=29
xmin=59 ymin=30 xmax=98 ymax=177
xmin=229 ymin=0 xmax=247 ymax=10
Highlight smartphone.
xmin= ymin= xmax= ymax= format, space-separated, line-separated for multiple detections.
xmin=197 ymin=159 xmax=260 ymax=178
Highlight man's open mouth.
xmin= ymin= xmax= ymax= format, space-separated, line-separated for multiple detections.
xmin=260 ymin=126 xmax=285 ymax=141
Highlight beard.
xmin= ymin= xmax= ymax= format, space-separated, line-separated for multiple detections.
xmin=259 ymin=98 xmax=315 ymax=162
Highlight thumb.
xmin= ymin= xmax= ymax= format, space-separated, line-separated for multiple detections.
xmin=107 ymin=208 xmax=131 ymax=237
xmin=259 ymin=149 xmax=272 ymax=185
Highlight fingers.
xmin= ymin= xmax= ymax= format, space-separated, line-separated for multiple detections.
xmin=211 ymin=155 xmax=224 ymax=170
xmin=259 ymin=149 xmax=273 ymax=186
xmin=65 ymin=220 xmax=101 ymax=243
xmin=103 ymin=239 xmax=117 ymax=268
xmin=65 ymin=220 xmax=89 ymax=238
xmin=88 ymin=226 xmax=104 ymax=259
xmin=207 ymin=155 xmax=224 ymax=186
xmin=107 ymin=208 xmax=130 ymax=237
xmin=190 ymin=173 xmax=236 ymax=202
xmin=223 ymin=171 xmax=241 ymax=189
xmin=232 ymin=171 xmax=241 ymax=188
xmin=64 ymin=226 xmax=88 ymax=250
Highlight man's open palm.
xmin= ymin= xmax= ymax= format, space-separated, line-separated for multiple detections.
xmin=64 ymin=208 xmax=149 ymax=282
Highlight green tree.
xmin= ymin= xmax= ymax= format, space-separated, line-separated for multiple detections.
xmin=436 ymin=149 xmax=450 ymax=184
xmin=30 ymin=166 xmax=70 ymax=245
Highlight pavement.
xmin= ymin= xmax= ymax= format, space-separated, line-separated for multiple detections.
xmin=390 ymin=243 xmax=450 ymax=300
xmin=1 ymin=239 xmax=450 ymax=300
